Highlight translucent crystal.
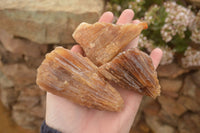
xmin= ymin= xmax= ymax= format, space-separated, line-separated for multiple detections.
xmin=36 ymin=47 xmax=124 ymax=111
xmin=99 ymin=48 xmax=161 ymax=98
xmin=73 ymin=22 xmax=148 ymax=66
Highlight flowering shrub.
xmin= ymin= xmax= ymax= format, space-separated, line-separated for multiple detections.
xmin=106 ymin=0 xmax=200 ymax=67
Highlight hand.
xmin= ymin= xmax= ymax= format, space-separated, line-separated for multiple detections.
xmin=45 ymin=9 xmax=163 ymax=133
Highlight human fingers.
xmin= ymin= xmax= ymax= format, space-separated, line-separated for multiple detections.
xmin=132 ymin=19 xmax=140 ymax=24
xmin=150 ymin=48 xmax=163 ymax=69
xmin=71 ymin=45 xmax=84 ymax=55
xmin=116 ymin=9 xmax=134 ymax=24
xmin=98 ymin=11 xmax=114 ymax=23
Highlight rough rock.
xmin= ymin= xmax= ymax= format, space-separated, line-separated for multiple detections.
xmin=160 ymin=78 xmax=182 ymax=92
xmin=177 ymin=96 xmax=200 ymax=112
xmin=32 ymin=118 xmax=44 ymax=129
xmin=12 ymin=111 xmax=37 ymax=129
xmin=0 ymin=42 xmax=23 ymax=64
xmin=130 ymin=120 xmax=150 ymax=133
xmin=191 ymin=70 xmax=200 ymax=87
xmin=1 ymin=64 xmax=36 ymax=86
xmin=158 ymin=96 xmax=187 ymax=116
xmin=157 ymin=63 xmax=189 ymax=78
xmin=13 ymin=96 xmax=40 ymax=111
xmin=0 ymin=70 xmax=14 ymax=88
xmin=182 ymin=76 xmax=196 ymax=97
xmin=158 ymin=109 xmax=179 ymax=126
xmin=0 ymin=88 xmax=18 ymax=109
xmin=187 ymin=0 xmax=200 ymax=7
xmin=11 ymin=85 xmax=46 ymax=129
xmin=24 ymin=56 xmax=45 ymax=69
xmin=16 ymin=85 xmax=45 ymax=96
xmin=0 ymin=29 xmax=47 ymax=57
xmin=29 ymin=105 xmax=45 ymax=118
xmin=145 ymin=116 xmax=175 ymax=133
xmin=160 ymin=91 xmax=179 ymax=98
xmin=13 ymin=85 xmax=45 ymax=111
xmin=181 ymin=76 xmax=199 ymax=101
xmin=143 ymin=101 xmax=160 ymax=116
xmin=0 ymin=0 xmax=105 ymax=44
xmin=178 ymin=113 xmax=200 ymax=133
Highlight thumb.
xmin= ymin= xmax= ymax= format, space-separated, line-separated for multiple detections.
xmin=71 ymin=45 xmax=84 ymax=56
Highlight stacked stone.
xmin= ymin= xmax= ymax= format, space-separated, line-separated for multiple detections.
xmin=0 ymin=0 xmax=104 ymax=130
xmin=130 ymin=63 xmax=200 ymax=133
xmin=0 ymin=1 xmax=200 ymax=133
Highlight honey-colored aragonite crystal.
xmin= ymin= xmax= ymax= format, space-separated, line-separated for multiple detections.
xmin=36 ymin=21 xmax=161 ymax=111
xmin=36 ymin=47 xmax=124 ymax=111
xmin=72 ymin=22 xmax=148 ymax=66
xmin=99 ymin=48 xmax=161 ymax=99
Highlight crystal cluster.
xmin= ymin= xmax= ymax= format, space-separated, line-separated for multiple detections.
xmin=36 ymin=47 xmax=123 ymax=111
xmin=72 ymin=22 xmax=148 ymax=66
xmin=99 ymin=48 xmax=160 ymax=99
xmin=37 ymin=22 xmax=161 ymax=111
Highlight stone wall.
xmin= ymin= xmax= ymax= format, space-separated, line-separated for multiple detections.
xmin=0 ymin=0 xmax=200 ymax=133
xmin=130 ymin=63 xmax=200 ymax=133
xmin=0 ymin=0 xmax=104 ymax=130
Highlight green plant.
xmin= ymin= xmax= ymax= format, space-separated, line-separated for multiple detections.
xmin=106 ymin=0 xmax=200 ymax=66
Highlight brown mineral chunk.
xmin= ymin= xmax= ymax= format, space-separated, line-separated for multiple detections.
xmin=73 ymin=22 xmax=148 ymax=66
xmin=36 ymin=47 xmax=124 ymax=111
xmin=99 ymin=48 xmax=160 ymax=98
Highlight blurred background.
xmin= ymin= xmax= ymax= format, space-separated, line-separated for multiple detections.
xmin=0 ymin=0 xmax=199 ymax=133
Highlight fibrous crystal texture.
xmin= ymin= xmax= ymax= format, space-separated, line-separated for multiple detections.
xmin=73 ymin=22 xmax=148 ymax=66
xmin=36 ymin=47 xmax=124 ymax=111
xmin=99 ymin=48 xmax=160 ymax=99
xmin=36 ymin=22 xmax=161 ymax=112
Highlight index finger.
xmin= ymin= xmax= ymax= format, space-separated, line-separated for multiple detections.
xmin=98 ymin=11 xmax=114 ymax=23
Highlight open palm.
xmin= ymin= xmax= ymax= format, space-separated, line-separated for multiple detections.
xmin=45 ymin=9 xmax=163 ymax=133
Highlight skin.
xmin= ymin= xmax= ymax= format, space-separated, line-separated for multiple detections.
xmin=45 ymin=9 xmax=163 ymax=133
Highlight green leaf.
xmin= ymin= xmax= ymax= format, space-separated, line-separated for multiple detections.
xmin=169 ymin=29 xmax=191 ymax=53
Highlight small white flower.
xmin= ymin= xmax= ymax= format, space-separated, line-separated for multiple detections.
xmin=182 ymin=47 xmax=200 ymax=68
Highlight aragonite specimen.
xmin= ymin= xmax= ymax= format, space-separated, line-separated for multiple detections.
xmin=36 ymin=22 xmax=161 ymax=111
xmin=36 ymin=47 xmax=124 ymax=111
xmin=72 ymin=22 xmax=148 ymax=66
xmin=99 ymin=48 xmax=161 ymax=99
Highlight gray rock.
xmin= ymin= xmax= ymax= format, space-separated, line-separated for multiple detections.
xmin=158 ymin=96 xmax=187 ymax=116
xmin=177 ymin=96 xmax=200 ymax=112
xmin=0 ymin=88 xmax=18 ymax=109
xmin=145 ymin=116 xmax=175 ymax=133
xmin=1 ymin=64 xmax=36 ymax=86
xmin=0 ymin=70 xmax=14 ymax=88
xmin=191 ymin=70 xmax=200 ymax=87
xmin=0 ymin=0 xmax=105 ymax=44
xmin=0 ymin=29 xmax=47 ymax=58
xmin=157 ymin=63 xmax=189 ymax=78
xmin=12 ymin=110 xmax=37 ymax=129
xmin=160 ymin=78 xmax=183 ymax=93
xmin=178 ymin=113 xmax=200 ymax=133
